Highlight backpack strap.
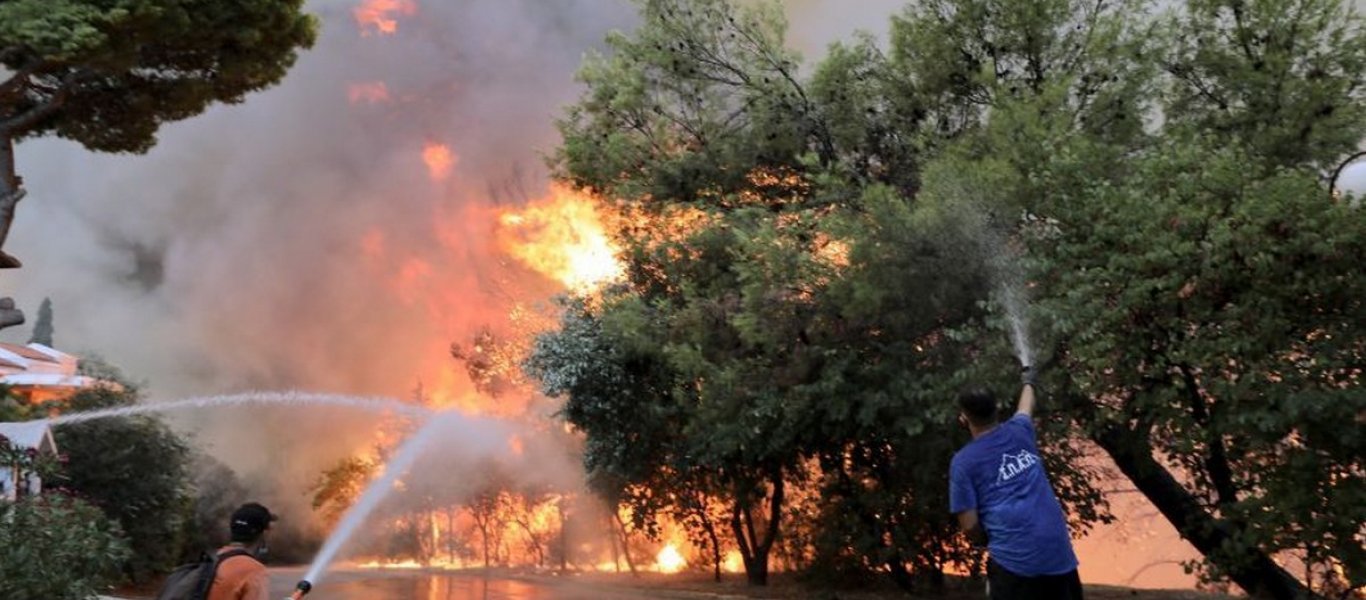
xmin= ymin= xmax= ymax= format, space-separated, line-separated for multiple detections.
xmin=196 ymin=548 xmax=256 ymax=599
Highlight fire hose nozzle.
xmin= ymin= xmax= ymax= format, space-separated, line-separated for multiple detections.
xmin=287 ymin=580 xmax=312 ymax=600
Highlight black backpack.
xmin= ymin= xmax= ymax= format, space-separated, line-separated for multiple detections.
xmin=154 ymin=548 xmax=254 ymax=600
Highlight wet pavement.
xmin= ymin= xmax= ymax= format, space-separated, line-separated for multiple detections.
xmin=268 ymin=568 xmax=670 ymax=600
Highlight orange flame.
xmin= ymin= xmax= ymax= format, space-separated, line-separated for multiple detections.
xmin=422 ymin=143 xmax=456 ymax=182
xmin=353 ymin=0 xmax=417 ymax=36
xmin=656 ymin=544 xmax=687 ymax=574
xmin=497 ymin=185 xmax=623 ymax=293
xmin=722 ymin=550 xmax=744 ymax=573
xmin=348 ymin=81 xmax=391 ymax=104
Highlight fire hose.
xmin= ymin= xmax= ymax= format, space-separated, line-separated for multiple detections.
xmin=286 ymin=580 xmax=312 ymax=600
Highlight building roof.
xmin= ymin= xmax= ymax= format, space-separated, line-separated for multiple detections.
xmin=0 ymin=343 xmax=58 ymax=363
xmin=2 ymin=373 xmax=96 ymax=388
xmin=23 ymin=344 xmax=65 ymax=361
xmin=0 ymin=421 xmax=56 ymax=452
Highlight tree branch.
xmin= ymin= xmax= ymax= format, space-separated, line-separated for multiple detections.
xmin=1178 ymin=364 xmax=1240 ymax=508
xmin=1095 ymin=421 xmax=1311 ymax=598
xmin=0 ymin=70 xmax=87 ymax=135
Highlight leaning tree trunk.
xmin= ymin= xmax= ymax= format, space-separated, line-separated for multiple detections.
xmin=0 ymin=138 xmax=23 ymax=326
xmin=702 ymin=509 xmax=722 ymax=582
xmin=0 ymin=133 xmax=25 ymax=268
xmin=612 ymin=511 xmax=639 ymax=576
xmin=1094 ymin=424 xmax=1315 ymax=599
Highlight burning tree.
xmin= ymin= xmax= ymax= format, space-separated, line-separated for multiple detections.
xmin=537 ymin=0 xmax=1109 ymax=591
xmin=0 ymin=0 xmax=317 ymax=267
xmin=539 ymin=0 xmax=1366 ymax=597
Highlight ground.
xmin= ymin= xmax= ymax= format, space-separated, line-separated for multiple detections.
xmin=115 ymin=568 xmax=1235 ymax=599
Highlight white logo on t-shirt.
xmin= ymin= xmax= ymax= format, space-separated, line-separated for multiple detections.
xmin=997 ymin=450 xmax=1039 ymax=483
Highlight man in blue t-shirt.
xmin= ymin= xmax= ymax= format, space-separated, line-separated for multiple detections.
xmin=949 ymin=367 xmax=1082 ymax=599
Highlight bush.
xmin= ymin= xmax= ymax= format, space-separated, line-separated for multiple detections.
xmin=0 ymin=494 xmax=130 ymax=600
xmin=54 ymin=386 xmax=192 ymax=582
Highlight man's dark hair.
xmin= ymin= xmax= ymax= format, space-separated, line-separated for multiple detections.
xmin=958 ymin=388 xmax=999 ymax=427
xmin=229 ymin=502 xmax=275 ymax=543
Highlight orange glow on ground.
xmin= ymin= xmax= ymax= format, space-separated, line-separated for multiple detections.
xmin=353 ymin=0 xmax=416 ymax=36
xmin=359 ymin=559 xmax=424 ymax=569
xmin=422 ymin=143 xmax=456 ymax=182
xmin=497 ymin=185 xmax=623 ymax=293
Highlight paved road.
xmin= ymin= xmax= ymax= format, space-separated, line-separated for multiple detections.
xmin=268 ymin=568 xmax=678 ymax=600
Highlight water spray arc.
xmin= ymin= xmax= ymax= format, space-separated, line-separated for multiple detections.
xmin=299 ymin=411 xmax=476 ymax=588
xmin=45 ymin=391 xmax=433 ymax=425
xmin=994 ymin=275 xmax=1034 ymax=369
xmin=980 ymin=217 xmax=1035 ymax=369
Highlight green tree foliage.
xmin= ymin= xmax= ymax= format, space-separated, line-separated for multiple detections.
xmin=26 ymin=296 xmax=51 ymax=346
xmin=0 ymin=494 xmax=130 ymax=600
xmin=903 ymin=0 xmax=1366 ymax=596
xmin=53 ymin=386 xmax=193 ymax=583
xmin=539 ymin=0 xmax=1113 ymax=591
xmin=539 ymin=0 xmax=1366 ymax=597
xmin=0 ymin=0 xmax=318 ymax=266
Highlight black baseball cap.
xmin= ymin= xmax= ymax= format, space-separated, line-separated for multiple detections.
xmin=230 ymin=502 xmax=277 ymax=538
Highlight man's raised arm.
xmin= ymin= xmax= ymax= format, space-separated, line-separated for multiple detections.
xmin=1016 ymin=365 xmax=1038 ymax=417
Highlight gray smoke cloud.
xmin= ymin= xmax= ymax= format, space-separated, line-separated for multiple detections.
xmin=1 ymin=0 xmax=897 ymax=401
xmin=0 ymin=0 xmax=907 ymax=562
xmin=3 ymin=0 xmax=636 ymax=400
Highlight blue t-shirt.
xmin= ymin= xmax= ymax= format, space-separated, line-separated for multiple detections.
xmin=949 ymin=413 xmax=1078 ymax=576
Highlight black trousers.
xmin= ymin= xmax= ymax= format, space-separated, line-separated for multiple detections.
xmin=987 ymin=559 xmax=1083 ymax=600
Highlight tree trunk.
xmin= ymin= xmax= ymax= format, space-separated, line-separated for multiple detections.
xmin=513 ymin=516 xmax=544 ymax=568
xmin=612 ymin=511 xmax=638 ymax=576
xmin=831 ymin=454 xmax=916 ymax=593
xmin=0 ymin=297 xmax=21 ymax=331
xmin=475 ymin=516 xmax=491 ymax=568
xmin=887 ymin=558 xmax=915 ymax=593
xmin=702 ymin=509 xmax=722 ymax=582
xmin=1094 ymin=424 xmax=1315 ymax=599
xmin=446 ymin=509 xmax=455 ymax=565
xmin=607 ymin=513 xmax=621 ymax=573
xmin=729 ymin=469 xmax=785 ymax=587
xmin=557 ymin=502 xmax=568 ymax=571
xmin=0 ymin=133 xmax=24 ymax=268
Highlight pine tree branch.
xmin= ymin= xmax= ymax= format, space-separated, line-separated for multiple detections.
xmin=0 ymin=48 xmax=44 ymax=100
xmin=0 ymin=70 xmax=88 ymax=135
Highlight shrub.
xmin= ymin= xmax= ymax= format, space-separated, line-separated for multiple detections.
xmin=0 ymin=494 xmax=131 ymax=599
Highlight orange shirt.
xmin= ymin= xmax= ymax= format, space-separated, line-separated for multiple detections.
xmin=206 ymin=547 xmax=269 ymax=600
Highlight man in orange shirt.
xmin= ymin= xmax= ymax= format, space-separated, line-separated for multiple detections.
xmin=207 ymin=502 xmax=275 ymax=600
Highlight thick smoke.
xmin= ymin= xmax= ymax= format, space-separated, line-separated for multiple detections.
xmin=0 ymin=0 xmax=1227 ymax=585
xmin=0 ymin=0 xmax=898 ymax=564
xmin=1 ymin=0 xmax=898 ymax=400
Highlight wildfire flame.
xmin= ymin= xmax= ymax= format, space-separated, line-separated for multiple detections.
xmin=655 ymin=544 xmax=687 ymax=574
xmin=723 ymin=550 xmax=744 ymax=573
xmin=348 ymin=81 xmax=391 ymax=104
xmin=353 ymin=0 xmax=417 ymax=36
xmin=497 ymin=185 xmax=623 ymax=293
xmin=422 ymin=143 xmax=456 ymax=182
